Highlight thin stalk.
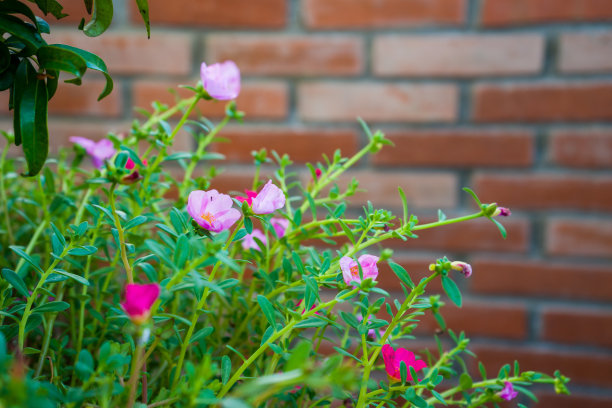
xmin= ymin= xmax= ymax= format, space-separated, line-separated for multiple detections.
xmin=0 ymin=142 xmax=14 ymax=242
xmin=109 ymin=183 xmax=133 ymax=284
xmin=35 ymin=284 xmax=66 ymax=377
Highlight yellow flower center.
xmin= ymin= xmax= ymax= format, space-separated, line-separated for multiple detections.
xmin=201 ymin=212 xmax=215 ymax=224
xmin=350 ymin=265 xmax=360 ymax=279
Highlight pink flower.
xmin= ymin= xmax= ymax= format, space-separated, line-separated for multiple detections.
xmin=187 ymin=189 xmax=241 ymax=233
xmin=450 ymin=261 xmax=472 ymax=278
xmin=499 ymin=381 xmax=518 ymax=401
xmin=493 ymin=206 xmax=511 ymax=217
xmin=381 ymin=344 xmax=427 ymax=383
xmin=236 ymin=190 xmax=257 ymax=206
xmin=340 ymin=254 xmax=379 ymax=287
xmin=200 ymin=61 xmax=241 ymax=100
xmin=70 ymin=136 xmax=115 ymax=168
xmin=315 ymin=168 xmax=322 ymax=179
xmin=270 ymin=217 xmax=289 ymax=238
xmin=251 ymin=180 xmax=286 ymax=215
xmin=120 ymin=283 xmax=160 ymax=324
xmin=241 ymin=229 xmax=267 ymax=250
xmin=125 ymin=157 xmax=148 ymax=170
xmin=357 ymin=314 xmax=383 ymax=339
xmin=295 ymin=299 xmax=320 ymax=316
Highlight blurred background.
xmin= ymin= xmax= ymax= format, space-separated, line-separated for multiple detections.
xmin=2 ymin=0 xmax=612 ymax=406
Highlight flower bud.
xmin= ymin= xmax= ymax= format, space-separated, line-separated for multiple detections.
xmin=450 ymin=261 xmax=472 ymax=278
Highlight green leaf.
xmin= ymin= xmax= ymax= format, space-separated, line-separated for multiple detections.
xmin=244 ymin=217 xmax=253 ymax=234
xmin=221 ymin=355 xmax=231 ymax=385
xmin=0 ymin=14 xmax=46 ymax=55
xmin=2 ymin=268 xmax=29 ymax=298
xmin=37 ymin=45 xmax=88 ymax=81
xmin=52 ymin=269 xmax=90 ymax=286
xmin=257 ymin=295 xmax=277 ymax=328
xmin=438 ymin=209 xmax=447 ymax=221
xmin=174 ymin=234 xmax=190 ymax=269
xmin=441 ymin=276 xmax=462 ymax=307
xmin=294 ymin=318 xmax=326 ymax=328
xmin=53 ymin=44 xmax=113 ymax=100
xmin=33 ymin=0 xmax=68 ymax=19
xmin=82 ymin=0 xmax=113 ymax=37
xmin=333 ymin=346 xmax=361 ymax=363
xmin=285 ymin=341 xmax=312 ymax=372
xmin=33 ymin=301 xmax=70 ymax=313
xmin=337 ymin=219 xmax=355 ymax=245
xmin=490 ymin=217 xmax=507 ymax=239
xmin=459 ymin=373 xmax=473 ymax=390
xmin=75 ymin=349 xmax=94 ymax=378
xmin=68 ymin=246 xmax=97 ymax=256
xmin=190 ymin=327 xmax=214 ymax=344
xmin=9 ymin=245 xmax=43 ymax=274
xmin=19 ymin=62 xmax=49 ymax=176
xmin=388 ymin=261 xmax=414 ymax=289
xmin=339 ymin=311 xmax=359 ymax=329
xmin=134 ymin=0 xmax=151 ymax=38
xmin=1 ymin=0 xmax=39 ymax=27
xmin=478 ymin=361 xmax=487 ymax=380
xmin=398 ymin=186 xmax=408 ymax=226
xmin=124 ymin=215 xmax=148 ymax=231
xmin=462 ymin=187 xmax=482 ymax=207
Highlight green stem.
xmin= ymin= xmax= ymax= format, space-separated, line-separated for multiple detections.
xmin=412 ymin=211 xmax=484 ymax=231
xmin=35 ymin=284 xmax=65 ymax=377
xmin=126 ymin=343 xmax=145 ymax=408
xmin=0 ymin=142 xmax=13 ymax=243
xmin=109 ymin=183 xmax=133 ymax=284
xmin=18 ymin=246 xmax=70 ymax=351
xmin=74 ymin=186 xmax=94 ymax=226
xmin=171 ymin=218 xmax=244 ymax=385
xmin=142 ymin=95 xmax=198 ymax=131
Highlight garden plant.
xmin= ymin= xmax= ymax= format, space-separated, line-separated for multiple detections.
xmin=1 ymin=0 xmax=571 ymax=407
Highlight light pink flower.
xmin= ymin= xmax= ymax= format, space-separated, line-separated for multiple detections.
xmin=381 ymin=344 xmax=427 ymax=383
xmin=493 ymin=206 xmax=511 ymax=217
xmin=340 ymin=254 xmax=379 ymax=286
xmin=236 ymin=190 xmax=257 ymax=206
xmin=251 ymin=180 xmax=286 ymax=215
xmin=121 ymin=283 xmax=160 ymax=324
xmin=450 ymin=261 xmax=472 ymax=278
xmin=70 ymin=136 xmax=115 ymax=168
xmin=270 ymin=217 xmax=289 ymax=238
xmin=499 ymin=381 xmax=518 ymax=401
xmin=187 ymin=189 xmax=241 ymax=233
xmin=241 ymin=229 xmax=267 ymax=250
xmin=200 ymin=61 xmax=241 ymax=100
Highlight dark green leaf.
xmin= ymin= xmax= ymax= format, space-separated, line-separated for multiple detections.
xmin=50 ymin=222 xmax=65 ymax=246
xmin=33 ymin=0 xmax=68 ymax=19
xmin=134 ymin=0 xmax=151 ymax=38
xmin=37 ymin=45 xmax=87 ymax=81
xmin=9 ymin=245 xmax=43 ymax=274
xmin=53 ymin=44 xmax=113 ymax=100
xmin=2 ymin=268 xmax=29 ymax=298
xmin=441 ymin=276 xmax=462 ymax=307
xmin=174 ymin=234 xmax=190 ymax=269
xmin=221 ymin=355 xmax=231 ymax=385
xmin=0 ymin=14 xmax=45 ymax=55
xmin=82 ymin=0 xmax=113 ymax=37
xmin=190 ymin=327 xmax=214 ymax=344
xmin=244 ymin=217 xmax=253 ymax=234
xmin=257 ymin=295 xmax=277 ymax=328
xmin=52 ymin=269 xmax=90 ymax=286
xmin=124 ymin=215 xmax=147 ymax=231
xmin=294 ymin=318 xmax=326 ymax=328
xmin=0 ymin=0 xmax=39 ymax=27
xmin=68 ymin=246 xmax=97 ymax=256
xmin=75 ymin=349 xmax=94 ymax=378
xmin=33 ymin=301 xmax=70 ymax=313
xmin=388 ymin=261 xmax=415 ymax=289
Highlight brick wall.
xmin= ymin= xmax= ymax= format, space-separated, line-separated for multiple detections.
xmin=3 ymin=0 xmax=612 ymax=405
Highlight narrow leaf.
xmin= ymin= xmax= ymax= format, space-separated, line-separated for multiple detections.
xmin=2 ymin=268 xmax=29 ymax=298
xmin=441 ymin=276 xmax=462 ymax=307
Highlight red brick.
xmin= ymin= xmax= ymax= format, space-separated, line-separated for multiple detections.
xmin=416 ymin=301 xmax=528 ymax=340
xmin=206 ymin=35 xmax=363 ymax=76
xmin=48 ymin=30 xmax=192 ymax=76
xmin=537 ymin=392 xmax=612 ymax=408
xmin=212 ymin=126 xmax=359 ymax=164
xmin=299 ymin=82 xmax=458 ymax=123
xmin=0 ymin=80 xmax=121 ymax=118
xmin=372 ymin=130 xmax=533 ymax=168
xmin=473 ymin=82 xmax=612 ymax=122
xmin=131 ymin=0 xmax=286 ymax=28
xmin=471 ymin=259 xmax=612 ymax=302
xmin=331 ymin=171 xmax=457 ymax=209
xmin=132 ymin=80 xmax=288 ymax=120
xmin=541 ymin=307 xmax=612 ymax=348
xmin=471 ymin=345 xmax=612 ymax=387
xmin=374 ymin=35 xmax=543 ymax=77
xmin=546 ymin=218 xmax=612 ymax=258
xmin=550 ymin=129 xmax=612 ymax=169
xmin=303 ymin=0 xmax=465 ymax=29
xmin=472 ymin=173 xmax=612 ymax=211
xmin=559 ymin=31 xmax=612 ymax=73
xmin=482 ymin=0 xmax=612 ymax=27
xmin=388 ymin=217 xmax=530 ymax=253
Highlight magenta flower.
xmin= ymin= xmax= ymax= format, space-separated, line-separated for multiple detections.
xmin=315 ymin=168 xmax=322 ymax=179
xmin=241 ymin=229 xmax=267 ymax=250
xmin=251 ymin=180 xmax=286 ymax=215
xmin=125 ymin=157 xmax=148 ymax=170
xmin=382 ymin=344 xmax=427 ymax=383
xmin=200 ymin=60 xmax=241 ymax=100
xmin=494 ymin=206 xmax=511 ymax=217
xmin=499 ymin=381 xmax=518 ymax=401
xmin=340 ymin=254 xmax=379 ymax=287
xmin=236 ymin=190 xmax=257 ymax=206
xmin=270 ymin=217 xmax=289 ymax=238
xmin=120 ymin=283 xmax=160 ymax=324
xmin=295 ymin=299 xmax=320 ymax=316
xmin=70 ymin=136 xmax=116 ymax=168
xmin=187 ymin=189 xmax=241 ymax=233
xmin=450 ymin=261 xmax=472 ymax=278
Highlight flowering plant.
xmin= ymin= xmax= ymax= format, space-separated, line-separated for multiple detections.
xmin=0 ymin=61 xmax=569 ymax=407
